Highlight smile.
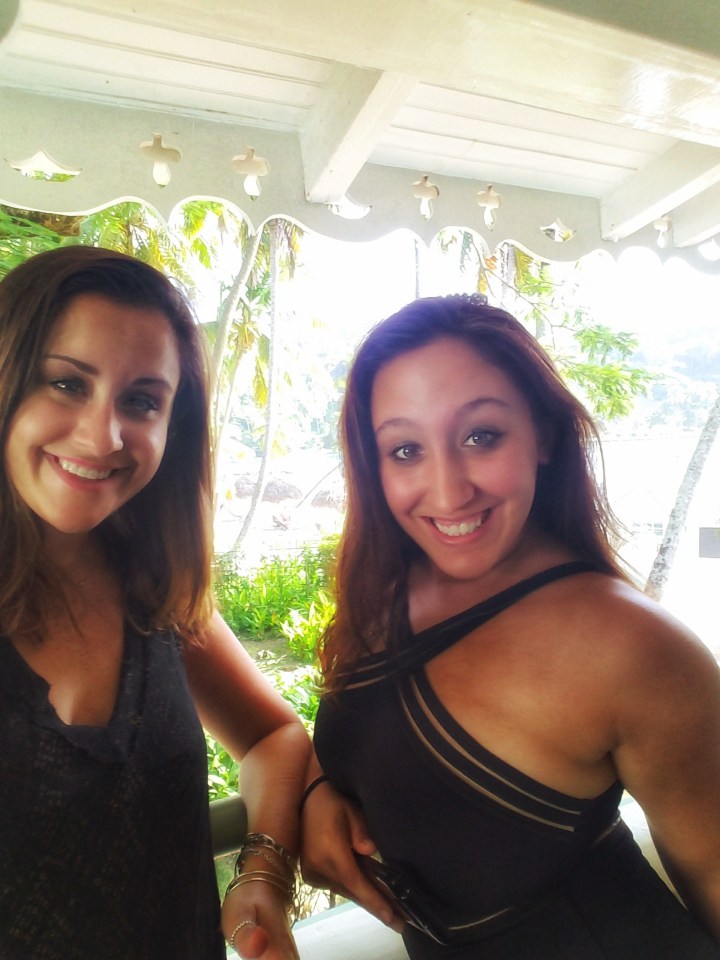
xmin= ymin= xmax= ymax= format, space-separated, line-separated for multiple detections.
xmin=432 ymin=511 xmax=489 ymax=537
xmin=58 ymin=458 xmax=114 ymax=481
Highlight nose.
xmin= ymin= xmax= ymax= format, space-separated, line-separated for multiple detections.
xmin=75 ymin=401 xmax=124 ymax=457
xmin=429 ymin=450 xmax=476 ymax=514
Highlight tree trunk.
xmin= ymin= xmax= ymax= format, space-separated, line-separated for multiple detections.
xmin=644 ymin=389 xmax=720 ymax=601
xmin=210 ymin=228 xmax=263 ymax=431
xmin=230 ymin=221 xmax=281 ymax=555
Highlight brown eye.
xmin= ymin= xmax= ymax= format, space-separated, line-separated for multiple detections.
xmin=391 ymin=443 xmax=419 ymax=461
xmin=465 ymin=429 xmax=501 ymax=448
xmin=124 ymin=393 xmax=160 ymax=414
xmin=49 ymin=378 xmax=85 ymax=396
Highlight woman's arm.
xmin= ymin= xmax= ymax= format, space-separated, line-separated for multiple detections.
xmin=299 ymin=751 xmax=404 ymax=932
xmin=185 ymin=610 xmax=311 ymax=959
xmin=611 ymin=604 xmax=720 ymax=941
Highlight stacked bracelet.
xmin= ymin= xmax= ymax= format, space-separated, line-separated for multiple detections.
xmin=226 ymin=870 xmax=292 ymax=898
xmin=235 ymin=846 xmax=288 ymax=876
xmin=225 ymin=832 xmax=300 ymax=925
xmin=243 ymin=832 xmax=296 ymax=871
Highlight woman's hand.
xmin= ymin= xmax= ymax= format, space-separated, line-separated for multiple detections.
xmin=222 ymin=880 xmax=299 ymax=960
xmin=300 ymin=778 xmax=405 ymax=933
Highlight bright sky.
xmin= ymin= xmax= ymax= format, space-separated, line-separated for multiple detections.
xmin=577 ymin=248 xmax=720 ymax=349
xmin=291 ymin=229 xmax=720 ymax=358
xmin=287 ymin=229 xmax=419 ymax=353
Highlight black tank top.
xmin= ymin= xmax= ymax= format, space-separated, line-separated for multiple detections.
xmin=0 ymin=626 xmax=224 ymax=960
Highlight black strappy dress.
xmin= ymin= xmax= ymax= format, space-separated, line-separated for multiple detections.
xmin=314 ymin=562 xmax=720 ymax=959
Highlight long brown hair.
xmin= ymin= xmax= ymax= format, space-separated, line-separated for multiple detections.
xmin=0 ymin=246 xmax=214 ymax=640
xmin=320 ymin=294 xmax=627 ymax=688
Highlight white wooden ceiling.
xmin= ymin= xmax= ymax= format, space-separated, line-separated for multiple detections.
xmin=2 ymin=0 xmax=720 ymax=267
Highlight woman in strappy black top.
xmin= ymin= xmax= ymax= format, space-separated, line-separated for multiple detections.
xmin=300 ymin=294 xmax=720 ymax=959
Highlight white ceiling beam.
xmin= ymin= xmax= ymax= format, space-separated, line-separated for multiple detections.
xmin=300 ymin=63 xmax=416 ymax=204
xmin=600 ymin=141 xmax=720 ymax=241
xmin=670 ymin=181 xmax=720 ymax=246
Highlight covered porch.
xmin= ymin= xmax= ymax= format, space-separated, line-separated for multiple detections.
xmin=1 ymin=0 xmax=720 ymax=272
xmin=3 ymin=1 xmax=717 ymax=955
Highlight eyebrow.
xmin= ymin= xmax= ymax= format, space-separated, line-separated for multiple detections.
xmin=374 ymin=396 xmax=511 ymax=435
xmin=44 ymin=353 xmax=175 ymax=391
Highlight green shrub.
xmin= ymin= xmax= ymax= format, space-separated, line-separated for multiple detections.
xmin=207 ymin=535 xmax=337 ymax=796
xmin=280 ymin=590 xmax=335 ymax=662
xmin=208 ymin=539 xmax=339 ymax=917
xmin=262 ymin=662 xmax=322 ymax=730
xmin=214 ymin=536 xmax=338 ymax=649
xmin=206 ymin=734 xmax=241 ymax=802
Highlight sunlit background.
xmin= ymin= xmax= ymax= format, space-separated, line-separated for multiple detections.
xmin=217 ymin=228 xmax=720 ymax=653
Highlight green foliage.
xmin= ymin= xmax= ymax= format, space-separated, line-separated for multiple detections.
xmin=206 ymin=734 xmax=241 ymax=801
xmin=257 ymin=660 xmax=322 ymax=730
xmin=503 ymin=249 xmax=653 ymax=420
xmin=214 ymin=538 xmax=337 ymax=639
xmin=0 ymin=205 xmax=69 ymax=278
xmin=556 ymin=313 xmax=653 ymax=419
xmin=561 ymin=359 xmax=652 ymax=419
xmin=78 ymin=201 xmax=199 ymax=291
xmin=572 ymin=322 xmax=639 ymax=363
xmin=512 ymin=250 xmax=556 ymax=339
xmin=280 ymin=591 xmax=335 ymax=662
xmin=0 ymin=198 xmax=228 ymax=295
xmin=436 ymin=232 xmax=654 ymax=422
xmin=207 ymin=537 xmax=337 ymax=796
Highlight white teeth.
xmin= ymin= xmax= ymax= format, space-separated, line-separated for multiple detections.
xmin=58 ymin=458 xmax=113 ymax=481
xmin=434 ymin=513 xmax=487 ymax=537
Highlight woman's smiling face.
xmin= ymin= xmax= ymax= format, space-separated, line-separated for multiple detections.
xmin=4 ymin=292 xmax=181 ymax=538
xmin=371 ymin=336 xmax=549 ymax=586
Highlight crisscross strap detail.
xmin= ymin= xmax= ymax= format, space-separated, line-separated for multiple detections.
xmin=398 ymin=669 xmax=622 ymax=832
xmin=340 ymin=561 xmax=596 ymax=691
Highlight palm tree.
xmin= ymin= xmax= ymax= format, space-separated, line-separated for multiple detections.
xmin=180 ymin=211 xmax=305 ymax=555
xmin=645 ymin=389 xmax=720 ymax=601
xmin=0 ymin=205 xmax=72 ymax=277
xmin=230 ymin=218 xmax=285 ymax=553
xmin=79 ymin=200 xmax=204 ymax=291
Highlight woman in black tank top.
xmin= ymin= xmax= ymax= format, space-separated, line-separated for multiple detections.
xmin=301 ymin=294 xmax=720 ymax=959
xmin=0 ymin=248 xmax=308 ymax=960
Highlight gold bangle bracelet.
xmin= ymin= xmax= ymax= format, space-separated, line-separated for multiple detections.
xmin=235 ymin=846 xmax=295 ymax=882
xmin=242 ymin=832 xmax=296 ymax=870
xmin=225 ymin=872 xmax=292 ymax=899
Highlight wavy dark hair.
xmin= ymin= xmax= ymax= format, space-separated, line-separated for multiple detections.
xmin=320 ymin=294 xmax=627 ymax=688
xmin=0 ymin=245 xmax=214 ymax=640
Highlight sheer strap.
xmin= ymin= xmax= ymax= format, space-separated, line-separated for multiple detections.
xmin=340 ymin=561 xmax=596 ymax=690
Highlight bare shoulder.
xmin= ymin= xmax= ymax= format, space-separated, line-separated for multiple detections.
xmin=552 ymin=571 xmax=720 ymax=714
xmin=552 ymin=571 xmax=712 ymax=656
